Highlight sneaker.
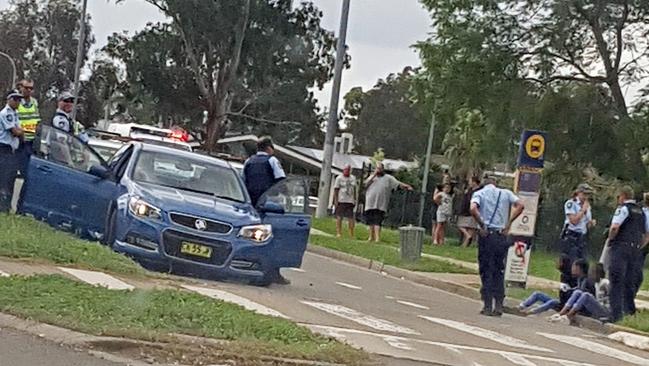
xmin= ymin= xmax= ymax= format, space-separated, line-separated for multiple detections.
xmin=547 ymin=314 xmax=562 ymax=322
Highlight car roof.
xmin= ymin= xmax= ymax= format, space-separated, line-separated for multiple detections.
xmin=88 ymin=138 xmax=125 ymax=149
xmin=135 ymin=142 xmax=232 ymax=169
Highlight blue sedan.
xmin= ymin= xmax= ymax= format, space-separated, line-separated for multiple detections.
xmin=19 ymin=125 xmax=311 ymax=285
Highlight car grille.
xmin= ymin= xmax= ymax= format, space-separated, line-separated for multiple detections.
xmin=163 ymin=230 xmax=232 ymax=266
xmin=169 ymin=213 xmax=232 ymax=234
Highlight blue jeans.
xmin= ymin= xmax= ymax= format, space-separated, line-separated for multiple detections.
xmin=520 ymin=291 xmax=560 ymax=314
xmin=566 ymin=290 xmax=610 ymax=319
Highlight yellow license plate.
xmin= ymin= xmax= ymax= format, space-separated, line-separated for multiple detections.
xmin=180 ymin=242 xmax=212 ymax=258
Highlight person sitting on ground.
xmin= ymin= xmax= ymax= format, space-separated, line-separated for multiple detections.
xmin=553 ymin=263 xmax=610 ymax=322
xmin=518 ymin=255 xmax=574 ymax=315
xmin=548 ymin=259 xmax=595 ymax=322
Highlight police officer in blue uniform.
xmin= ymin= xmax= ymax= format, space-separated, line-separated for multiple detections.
xmin=243 ymin=136 xmax=288 ymax=285
xmin=51 ymin=91 xmax=89 ymax=143
xmin=0 ymin=90 xmax=25 ymax=212
xmin=606 ymin=186 xmax=649 ymax=322
xmin=560 ymin=183 xmax=595 ymax=278
xmin=470 ymin=175 xmax=524 ymax=316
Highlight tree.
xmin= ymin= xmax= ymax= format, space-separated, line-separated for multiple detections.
xmin=442 ymin=108 xmax=489 ymax=180
xmin=343 ymin=68 xmax=429 ymax=160
xmin=420 ymin=0 xmax=649 ymax=119
xmin=0 ymin=0 xmax=94 ymax=121
xmin=113 ymin=0 xmax=339 ymax=150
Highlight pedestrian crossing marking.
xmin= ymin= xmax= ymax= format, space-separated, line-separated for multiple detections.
xmin=396 ymin=300 xmax=429 ymax=310
xmin=538 ymin=332 xmax=649 ymax=366
xmin=183 ymin=285 xmax=289 ymax=319
xmin=58 ymin=267 xmax=134 ymax=290
xmin=301 ymin=301 xmax=420 ymax=335
xmin=420 ymin=316 xmax=552 ymax=353
xmin=335 ymin=281 xmax=362 ymax=290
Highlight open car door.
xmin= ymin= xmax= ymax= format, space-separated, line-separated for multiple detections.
xmin=257 ymin=177 xmax=311 ymax=268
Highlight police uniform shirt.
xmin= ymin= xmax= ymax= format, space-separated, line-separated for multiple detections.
xmin=0 ymin=105 xmax=20 ymax=150
xmin=564 ymin=198 xmax=591 ymax=234
xmin=612 ymin=200 xmax=649 ymax=233
xmin=242 ymin=152 xmax=286 ymax=183
xmin=52 ymin=108 xmax=71 ymax=133
xmin=470 ymin=183 xmax=520 ymax=230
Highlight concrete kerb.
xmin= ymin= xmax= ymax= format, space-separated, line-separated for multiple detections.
xmin=305 ymin=244 xmax=647 ymax=340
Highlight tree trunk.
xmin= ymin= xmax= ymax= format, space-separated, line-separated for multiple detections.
xmin=204 ymin=99 xmax=228 ymax=152
xmin=607 ymin=77 xmax=628 ymax=118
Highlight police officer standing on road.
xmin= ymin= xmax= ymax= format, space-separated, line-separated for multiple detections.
xmin=470 ymin=175 xmax=524 ymax=316
xmin=606 ymin=186 xmax=649 ymax=322
xmin=16 ymin=79 xmax=40 ymax=175
xmin=243 ymin=136 xmax=289 ymax=285
xmin=51 ymin=91 xmax=88 ymax=143
xmin=560 ymin=184 xmax=595 ymax=276
xmin=0 ymin=90 xmax=25 ymax=212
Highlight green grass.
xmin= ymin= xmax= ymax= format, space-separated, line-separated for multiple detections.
xmin=0 ymin=214 xmax=145 ymax=276
xmin=0 ymin=275 xmax=366 ymax=364
xmin=310 ymin=234 xmax=475 ymax=274
xmin=620 ymin=311 xmax=649 ymax=333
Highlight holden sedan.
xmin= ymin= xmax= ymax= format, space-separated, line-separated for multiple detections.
xmin=19 ymin=125 xmax=311 ymax=285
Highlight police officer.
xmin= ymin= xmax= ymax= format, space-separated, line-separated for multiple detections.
xmin=560 ymin=183 xmax=595 ymax=278
xmin=52 ymin=91 xmax=88 ymax=143
xmin=0 ymin=90 xmax=25 ymax=212
xmin=606 ymin=186 xmax=649 ymax=322
xmin=633 ymin=193 xmax=649 ymax=300
xmin=16 ymin=79 xmax=40 ymax=174
xmin=470 ymin=175 xmax=524 ymax=316
xmin=242 ymin=136 xmax=288 ymax=285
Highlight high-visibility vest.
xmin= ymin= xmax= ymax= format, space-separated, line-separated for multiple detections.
xmin=17 ymin=98 xmax=40 ymax=140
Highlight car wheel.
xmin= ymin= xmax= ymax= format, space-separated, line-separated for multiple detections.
xmin=104 ymin=208 xmax=118 ymax=248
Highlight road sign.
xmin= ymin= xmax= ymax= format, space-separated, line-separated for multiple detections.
xmin=505 ymin=241 xmax=531 ymax=284
xmin=517 ymin=130 xmax=547 ymax=169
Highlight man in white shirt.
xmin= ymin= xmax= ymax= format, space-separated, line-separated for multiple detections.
xmin=333 ymin=165 xmax=357 ymax=238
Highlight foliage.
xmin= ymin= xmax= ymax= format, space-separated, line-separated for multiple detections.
xmin=442 ymin=108 xmax=489 ymax=180
xmin=111 ymin=0 xmax=340 ymax=149
xmin=343 ymin=68 xmax=429 ymax=160
xmin=0 ymin=0 xmax=94 ymax=123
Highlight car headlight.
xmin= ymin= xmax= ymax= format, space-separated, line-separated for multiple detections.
xmin=238 ymin=224 xmax=272 ymax=244
xmin=128 ymin=197 xmax=162 ymax=220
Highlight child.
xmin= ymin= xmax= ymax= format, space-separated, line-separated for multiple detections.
xmin=519 ymin=255 xmax=573 ymax=315
xmin=554 ymin=263 xmax=610 ymax=321
xmin=548 ymin=259 xmax=596 ymax=322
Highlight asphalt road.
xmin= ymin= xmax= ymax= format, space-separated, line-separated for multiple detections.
xmin=0 ymin=328 xmax=121 ymax=366
xmin=187 ymin=252 xmax=649 ymax=366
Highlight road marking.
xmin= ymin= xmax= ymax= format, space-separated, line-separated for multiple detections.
xmin=538 ymin=332 xmax=649 ymax=366
xmin=58 ymin=268 xmax=134 ymax=290
xmin=304 ymin=325 xmax=595 ymax=366
xmin=0 ymin=270 xmax=10 ymax=278
xmin=384 ymin=336 xmax=414 ymax=351
xmin=385 ymin=295 xmax=395 ymax=299
xmin=182 ymin=285 xmax=288 ymax=319
xmin=502 ymin=354 xmax=538 ymax=366
xmin=301 ymin=301 xmax=420 ymax=335
xmin=335 ymin=281 xmax=362 ymax=290
xmin=420 ymin=316 xmax=552 ymax=353
xmin=608 ymin=331 xmax=649 ymax=351
xmin=396 ymin=300 xmax=429 ymax=310
xmin=288 ymin=268 xmax=305 ymax=273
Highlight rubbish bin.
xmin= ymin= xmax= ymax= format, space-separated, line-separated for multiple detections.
xmin=399 ymin=225 xmax=424 ymax=262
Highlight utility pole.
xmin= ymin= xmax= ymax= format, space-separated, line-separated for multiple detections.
xmin=70 ymin=0 xmax=88 ymax=122
xmin=316 ymin=0 xmax=351 ymax=218
xmin=418 ymin=110 xmax=436 ymax=227
xmin=0 ymin=51 xmax=16 ymax=89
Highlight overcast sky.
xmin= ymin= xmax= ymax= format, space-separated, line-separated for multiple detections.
xmin=0 ymin=0 xmax=432 ymax=109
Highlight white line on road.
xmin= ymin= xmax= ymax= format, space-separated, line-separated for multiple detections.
xmin=182 ymin=285 xmax=288 ymax=319
xmin=396 ymin=300 xmax=429 ymax=310
xmin=420 ymin=316 xmax=553 ymax=353
xmin=384 ymin=336 xmax=415 ymax=351
xmin=58 ymin=267 xmax=134 ymax=290
xmin=287 ymin=268 xmax=305 ymax=273
xmin=385 ymin=295 xmax=395 ymax=299
xmin=607 ymin=331 xmax=649 ymax=351
xmin=301 ymin=301 xmax=420 ymax=335
xmin=502 ymin=354 xmax=538 ymax=366
xmin=0 ymin=270 xmax=10 ymax=278
xmin=538 ymin=332 xmax=649 ymax=366
xmin=335 ymin=282 xmax=362 ymax=290
xmin=304 ymin=324 xmax=596 ymax=366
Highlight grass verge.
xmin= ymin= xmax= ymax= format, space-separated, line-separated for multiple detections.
xmin=0 ymin=275 xmax=367 ymax=365
xmin=0 ymin=214 xmax=145 ymax=276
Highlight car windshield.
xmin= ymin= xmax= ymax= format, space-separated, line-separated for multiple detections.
xmin=132 ymin=151 xmax=246 ymax=202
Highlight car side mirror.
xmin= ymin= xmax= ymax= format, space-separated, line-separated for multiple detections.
xmin=89 ymin=164 xmax=110 ymax=179
xmin=257 ymin=201 xmax=285 ymax=214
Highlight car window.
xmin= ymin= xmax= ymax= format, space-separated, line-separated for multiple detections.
xmin=34 ymin=125 xmax=105 ymax=172
xmin=108 ymin=144 xmax=131 ymax=168
xmin=258 ymin=178 xmax=309 ymax=214
xmin=132 ymin=151 xmax=245 ymax=202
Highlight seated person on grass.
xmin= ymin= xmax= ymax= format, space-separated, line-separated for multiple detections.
xmin=551 ymin=262 xmax=608 ymax=322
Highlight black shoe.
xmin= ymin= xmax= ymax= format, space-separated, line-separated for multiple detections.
xmin=480 ymin=309 xmax=493 ymax=316
xmin=492 ymin=310 xmax=503 ymax=317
